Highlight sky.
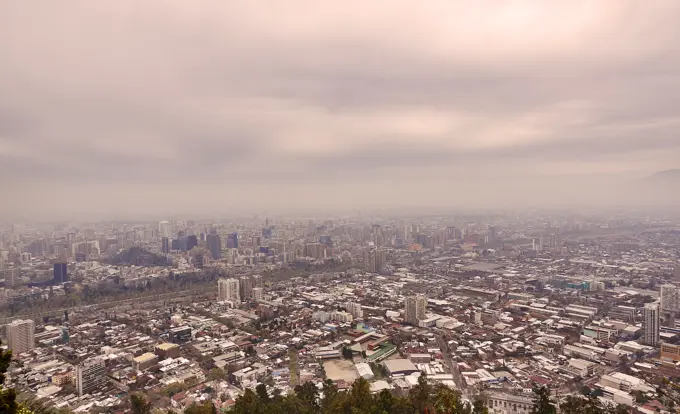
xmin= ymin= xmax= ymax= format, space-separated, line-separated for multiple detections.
xmin=2 ymin=1 xmax=680 ymax=219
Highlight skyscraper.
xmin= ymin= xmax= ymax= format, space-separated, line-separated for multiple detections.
xmin=226 ymin=232 xmax=239 ymax=249
xmin=161 ymin=237 xmax=170 ymax=254
xmin=158 ymin=220 xmax=171 ymax=238
xmin=643 ymin=303 xmax=660 ymax=346
xmin=53 ymin=263 xmax=68 ymax=284
xmin=218 ymin=278 xmax=240 ymax=302
xmin=186 ymin=235 xmax=198 ymax=251
xmin=7 ymin=319 xmax=35 ymax=354
xmin=661 ymin=284 xmax=680 ymax=313
xmin=76 ymin=357 xmax=107 ymax=396
xmin=240 ymin=276 xmax=253 ymax=300
xmin=206 ymin=234 xmax=222 ymax=260
xmin=404 ymin=295 xmax=427 ymax=325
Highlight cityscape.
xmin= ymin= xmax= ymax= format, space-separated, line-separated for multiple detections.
xmin=3 ymin=1 xmax=680 ymax=414
xmin=2 ymin=213 xmax=680 ymax=413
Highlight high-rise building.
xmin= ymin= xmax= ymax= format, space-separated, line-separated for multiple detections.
xmin=7 ymin=319 xmax=35 ymax=355
xmin=252 ymin=274 xmax=263 ymax=289
xmin=186 ymin=235 xmax=198 ymax=251
xmin=161 ymin=237 xmax=170 ymax=254
xmin=2 ymin=268 xmax=21 ymax=287
xmin=364 ymin=248 xmax=386 ymax=273
xmin=643 ymin=303 xmax=660 ymax=346
xmin=158 ymin=221 xmax=171 ymax=238
xmin=240 ymin=276 xmax=253 ymax=300
xmin=226 ymin=233 xmax=239 ymax=249
xmin=488 ymin=226 xmax=498 ymax=242
xmin=404 ymin=295 xmax=427 ymax=325
xmin=76 ymin=357 xmax=107 ymax=396
xmin=218 ymin=278 xmax=240 ymax=302
xmin=53 ymin=263 xmax=68 ymax=284
xmin=206 ymin=234 xmax=222 ymax=260
xmin=345 ymin=302 xmax=363 ymax=319
xmin=252 ymin=287 xmax=263 ymax=302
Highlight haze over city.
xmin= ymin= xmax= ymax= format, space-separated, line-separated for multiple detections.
xmin=2 ymin=1 xmax=680 ymax=220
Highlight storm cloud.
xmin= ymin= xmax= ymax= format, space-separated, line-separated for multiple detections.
xmin=1 ymin=1 xmax=680 ymax=219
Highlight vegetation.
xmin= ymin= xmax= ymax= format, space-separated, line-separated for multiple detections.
xmin=0 ymin=340 xmax=18 ymax=413
xmin=108 ymin=246 xmax=173 ymax=267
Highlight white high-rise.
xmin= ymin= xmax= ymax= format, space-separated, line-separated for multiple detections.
xmin=158 ymin=220 xmax=172 ymax=238
xmin=404 ymin=295 xmax=427 ymax=325
xmin=76 ymin=357 xmax=107 ymax=396
xmin=218 ymin=278 xmax=240 ymax=302
xmin=252 ymin=287 xmax=263 ymax=302
xmin=660 ymin=284 xmax=680 ymax=312
xmin=643 ymin=303 xmax=660 ymax=346
xmin=345 ymin=302 xmax=363 ymax=319
xmin=7 ymin=319 xmax=35 ymax=354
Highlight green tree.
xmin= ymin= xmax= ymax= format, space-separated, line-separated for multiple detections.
xmin=433 ymin=385 xmax=464 ymax=414
xmin=531 ymin=385 xmax=556 ymax=414
xmin=341 ymin=347 xmax=353 ymax=360
xmin=294 ymin=382 xmax=319 ymax=412
xmin=409 ymin=372 xmax=432 ymax=414
xmin=207 ymin=367 xmax=227 ymax=382
xmin=256 ymin=383 xmax=270 ymax=404
xmin=473 ymin=397 xmax=489 ymax=414
xmin=131 ymin=393 xmax=152 ymax=414
xmin=0 ymin=340 xmax=17 ymax=414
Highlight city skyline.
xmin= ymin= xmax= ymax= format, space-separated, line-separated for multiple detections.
xmin=2 ymin=1 xmax=680 ymax=219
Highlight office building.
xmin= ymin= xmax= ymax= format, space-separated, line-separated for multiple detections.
xmin=240 ymin=276 xmax=253 ymax=300
xmin=643 ymin=303 xmax=660 ymax=346
xmin=53 ymin=263 xmax=68 ymax=284
xmin=218 ymin=278 xmax=240 ymax=302
xmin=206 ymin=233 xmax=222 ymax=260
xmin=169 ymin=326 xmax=192 ymax=343
xmin=76 ymin=357 xmax=107 ymax=396
xmin=7 ymin=319 xmax=35 ymax=354
xmin=2 ymin=268 xmax=21 ymax=287
xmin=186 ymin=235 xmax=198 ymax=251
xmin=161 ymin=237 xmax=170 ymax=254
xmin=71 ymin=241 xmax=100 ymax=257
xmin=404 ymin=295 xmax=427 ymax=325
xmin=226 ymin=232 xmax=239 ymax=249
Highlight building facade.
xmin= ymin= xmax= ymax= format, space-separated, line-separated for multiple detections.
xmin=76 ymin=357 xmax=107 ymax=396
xmin=643 ymin=303 xmax=660 ymax=346
xmin=7 ymin=319 xmax=35 ymax=354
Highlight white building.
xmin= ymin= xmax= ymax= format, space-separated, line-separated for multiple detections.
xmin=404 ymin=294 xmax=427 ymax=325
xmin=345 ymin=302 xmax=363 ymax=319
xmin=158 ymin=220 xmax=172 ymax=238
xmin=76 ymin=357 xmax=107 ymax=396
xmin=7 ymin=319 xmax=35 ymax=354
xmin=252 ymin=287 xmax=263 ymax=302
xmin=488 ymin=392 xmax=534 ymax=414
xmin=218 ymin=278 xmax=240 ymax=302
xmin=330 ymin=311 xmax=353 ymax=323
xmin=643 ymin=303 xmax=660 ymax=346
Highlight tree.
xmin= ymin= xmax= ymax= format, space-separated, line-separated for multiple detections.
xmin=256 ymin=383 xmax=270 ymax=404
xmin=341 ymin=347 xmax=353 ymax=360
xmin=433 ymin=385 xmax=464 ymax=414
xmin=409 ymin=372 xmax=432 ymax=414
xmin=531 ymin=385 xmax=556 ymax=414
xmin=295 ymin=382 xmax=319 ymax=412
xmin=131 ymin=393 xmax=152 ymax=414
xmin=207 ymin=367 xmax=227 ymax=382
xmin=0 ymin=340 xmax=17 ymax=414
xmin=473 ymin=397 xmax=489 ymax=414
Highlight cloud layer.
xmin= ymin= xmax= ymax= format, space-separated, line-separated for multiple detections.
xmin=2 ymin=1 xmax=680 ymax=218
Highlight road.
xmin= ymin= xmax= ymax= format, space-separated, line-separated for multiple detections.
xmin=436 ymin=334 xmax=467 ymax=398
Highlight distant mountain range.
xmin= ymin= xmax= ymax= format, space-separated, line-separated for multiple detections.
xmin=649 ymin=169 xmax=680 ymax=183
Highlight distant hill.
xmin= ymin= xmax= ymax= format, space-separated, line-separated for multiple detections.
xmin=648 ymin=169 xmax=680 ymax=183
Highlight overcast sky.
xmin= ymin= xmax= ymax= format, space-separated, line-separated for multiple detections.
xmin=2 ymin=1 xmax=679 ymax=219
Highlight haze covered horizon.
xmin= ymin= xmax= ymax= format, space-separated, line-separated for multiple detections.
xmin=2 ymin=1 xmax=680 ymax=220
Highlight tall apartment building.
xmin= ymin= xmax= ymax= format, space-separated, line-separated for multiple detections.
xmin=643 ymin=303 xmax=660 ymax=346
xmin=404 ymin=295 xmax=427 ymax=325
xmin=218 ymin=278 xmax=240 ymax=302
xmin=364 ymin=248 xmax=386 ymax=273
xmin=76 ymin=357 xmax=107 ymax=396
xmin=240 ymin=276 xmax=253 ymax=300
xmin=252 ymin=274 xmax=263 ymax=289
xmin=1 ymin=268 xmax=20 ymax=287
xmin=252 ymin=287 xmax=263 ymax=302
xmin=7 ymin=319 xmax=35 ymax=354
xmin=345 ymin=302 xmax=363 ymax=319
